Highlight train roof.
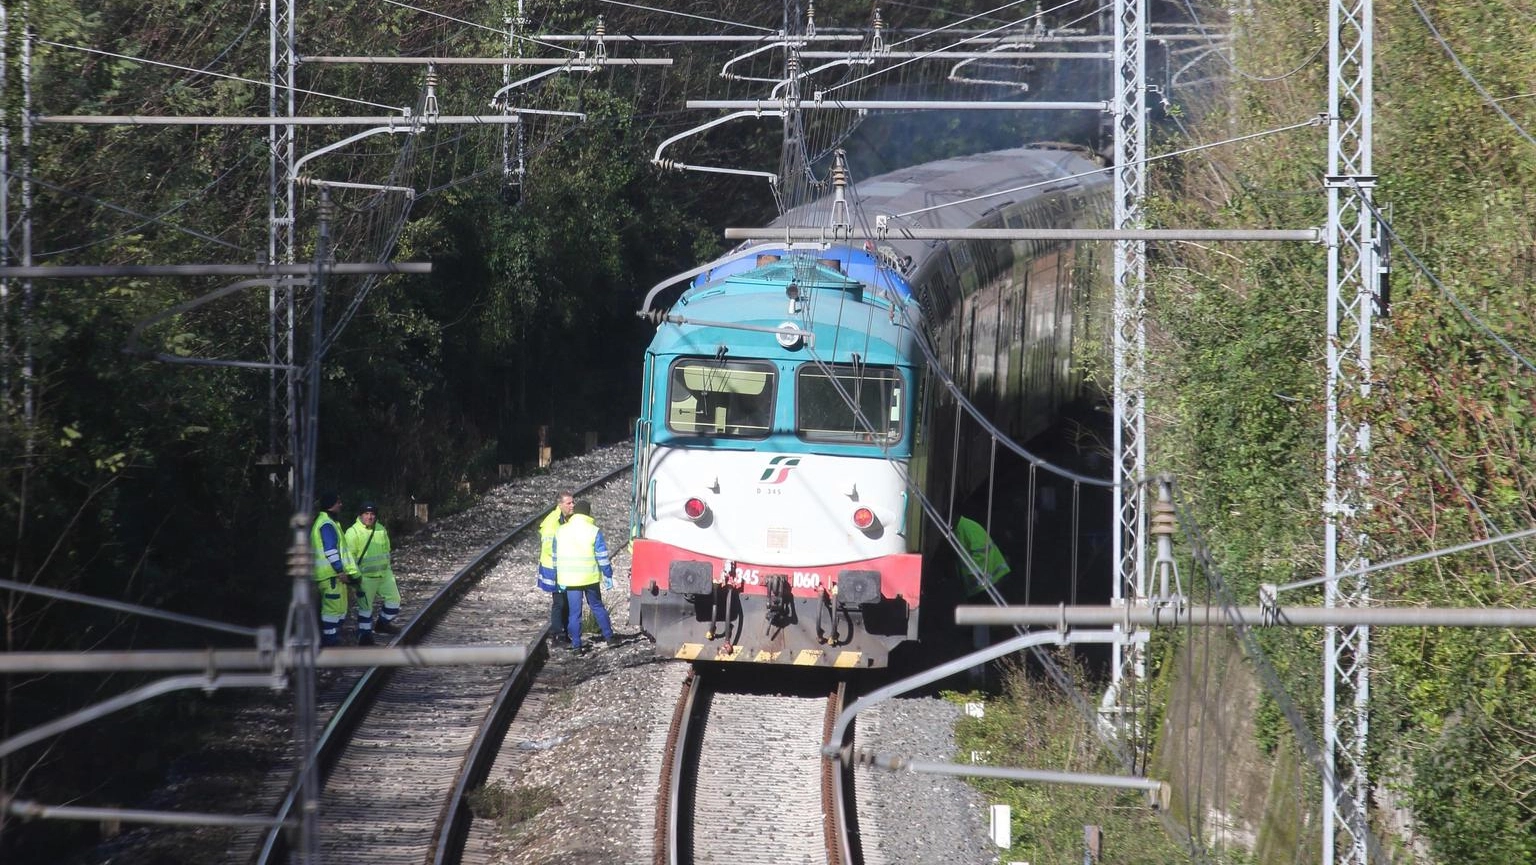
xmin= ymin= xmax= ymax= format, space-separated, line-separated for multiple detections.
xmin=777 ymin=143 xmax=1109 ymax=234
xmin=649 ymin=144 xmax=1109 ymax=324
xmin=652 ymin=262 xmax=916 ymax=365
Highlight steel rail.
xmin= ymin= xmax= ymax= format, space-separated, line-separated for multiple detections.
xmin=253 ymin=462 xmax=630 ymax=864
xmin=660 ymin=669 xmax=705 ymax=865
xmin=824 ymin=682 xmax=855 ymax=865
xmin=430 ymin=640 xmax=548 ymax=864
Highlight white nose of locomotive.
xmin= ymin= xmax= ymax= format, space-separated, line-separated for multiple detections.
xmin=644 ymin=450 xmax=908 ymax=565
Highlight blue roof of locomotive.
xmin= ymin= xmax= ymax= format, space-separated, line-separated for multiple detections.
xmin=652 ymin=261 xmax=917 ymax=366
xmin=688 ymin=244 xmax=912 ymax=302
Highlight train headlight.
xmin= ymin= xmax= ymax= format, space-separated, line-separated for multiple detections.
xmin=851 ymin=507 xmax=876 ymax=530
xmin=684 ymin=497 xmax=708 ymax=521
xmin=775 ymin=321 xmax=804 ymax=349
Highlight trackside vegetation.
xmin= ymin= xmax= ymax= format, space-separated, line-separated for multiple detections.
xmin=1139 ymin=0 xmax=1536 ymax=860
xmin=948 ymin=0 xmax=1534 ymax=862
xmin=2 ymin=0 xmax=1532 ymax=861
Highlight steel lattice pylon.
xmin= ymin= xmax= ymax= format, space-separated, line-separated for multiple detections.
xmin=1324 ymin=0 xmax=1374 ymax=856
xmin=1 ymin=4 xmax=10 ymax=408
xmin=1111 ymin=0 xmax=1148 ymax=696
xmin=268 ymin=0 xmax=298 ymax=491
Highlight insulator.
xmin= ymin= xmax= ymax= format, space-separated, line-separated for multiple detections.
xmin=287 ymin=533 xmax=313 ymax=580
xmin=1150 ymin=496 xmax=1176 ymax=537
xmin=423 ymin=65 xmax=440 ymax=118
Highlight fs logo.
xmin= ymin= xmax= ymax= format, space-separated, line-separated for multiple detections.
xmin=758 ymin=456 xmax=801 ymax=485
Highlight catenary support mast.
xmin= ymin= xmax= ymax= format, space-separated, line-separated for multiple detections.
xmin=268 ymin=0 xmax=298 ymax=489
xmin=1110 ymin=0 xmax=1149 ymax=715
xmin=1324 ymin=0 xmax=1375 ymax=854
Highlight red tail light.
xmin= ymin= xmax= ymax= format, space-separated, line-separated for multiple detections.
xmin=684 ymin=497 xmax=708 ymax=520
xmin=852 ymin=507 xmax=875 ymax=529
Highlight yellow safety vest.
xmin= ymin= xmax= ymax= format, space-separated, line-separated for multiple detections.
xmin=310 ymin=511 xmax=357 ymax=582
xmin=344 ymin=520 xmax=393 ymax=580
xmin=538 ymin=507 xmax=563 ymax=570
xmin=555 ymin=515 xmax=601 ymax=588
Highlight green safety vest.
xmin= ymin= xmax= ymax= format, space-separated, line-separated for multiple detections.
xmin=344 ymin=520 xmax=393 ymax=580
xmin=310 ymin=511 xmax=358 ymax=582
xmin=955 ymin=516 xmax=1010 ymax=597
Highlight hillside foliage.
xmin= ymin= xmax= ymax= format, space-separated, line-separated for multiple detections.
xmin=2 ymin=0 xmax=1532 ymax=861
xmin=1148 ymin=0 xmax=1536 ymax=860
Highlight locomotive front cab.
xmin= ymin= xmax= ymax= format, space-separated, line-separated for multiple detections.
xmin=629 ymin=255 xmax=925 ymax=667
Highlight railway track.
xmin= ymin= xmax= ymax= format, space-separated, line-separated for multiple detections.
xmin=230 ymin=455 xmax=631 ymax=865
xmin=84 ymin=444 xmax=991 ymax=865
xmin=658 ymin=669 xmax=859 ymax=865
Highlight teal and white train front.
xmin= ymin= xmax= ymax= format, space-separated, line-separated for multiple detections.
xmin=628 ymin=143 xmax=1114 ymax=668
xmin=629 ymin=249 xmax=926 ymax=668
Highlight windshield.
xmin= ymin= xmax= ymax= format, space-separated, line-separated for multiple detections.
xmin=796 ymin=363 xmax=904 ymax=444
xmin=665 ymin=359 xmax=776 ymax=438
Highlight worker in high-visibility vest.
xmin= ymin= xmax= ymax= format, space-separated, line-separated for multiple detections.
xmin=310 ymin=490 xmax=360 ymax=647
xmin=345 ymin=501 xmax=402 ymax=646
xmin=536 ymin=490 xmax=575 ymax=645
xmin=554 ymin=499 xmax=616 ymax=655
xmin=955 ymin=515 xmax=1011 ymax=598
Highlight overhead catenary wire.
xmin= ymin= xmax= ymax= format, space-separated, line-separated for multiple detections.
xmin=817 ymin=0 xmax=1092 ymax=99
xmin=1353 ymin=182 xmax=1536 ymax=376
xmin=3 ymin=165 xmax=255 ymax=256
xmin=35 ymin=40 xmax=405 ymax=112
xmin=1174 ymin=0 xmax=1325 ymax=82
xmin=381 ymin=0 xmax=575 ymax=50
xmin=897 ymin=114 xmax=1326 ymax=220
xmin=1408 ymin=0 xmax=1536 ymax=151
xmin=596 ymin=0 xmax=778 ymax=33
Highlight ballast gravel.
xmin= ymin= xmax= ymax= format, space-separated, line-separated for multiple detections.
xmin=77 ymin=445 xmax=1000 ymax=865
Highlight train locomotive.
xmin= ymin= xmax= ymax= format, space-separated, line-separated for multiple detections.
xmin=628 ymin=143 xmax=1112 ymax=668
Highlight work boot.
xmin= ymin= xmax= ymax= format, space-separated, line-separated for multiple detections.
xmin=374 ymin=619 xmax=399 ymax=635
xmin=357 ymin=631 xmax=376 ymax=646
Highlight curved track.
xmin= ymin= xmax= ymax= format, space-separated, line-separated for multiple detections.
xmin=242 ymin=460 xmax=630 ymax=865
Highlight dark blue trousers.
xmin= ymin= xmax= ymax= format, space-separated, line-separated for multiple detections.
xmin=564 ymin=586 xmax=614 ymax=648
xmin=547 ymin=589 xmax=569 ymax=638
